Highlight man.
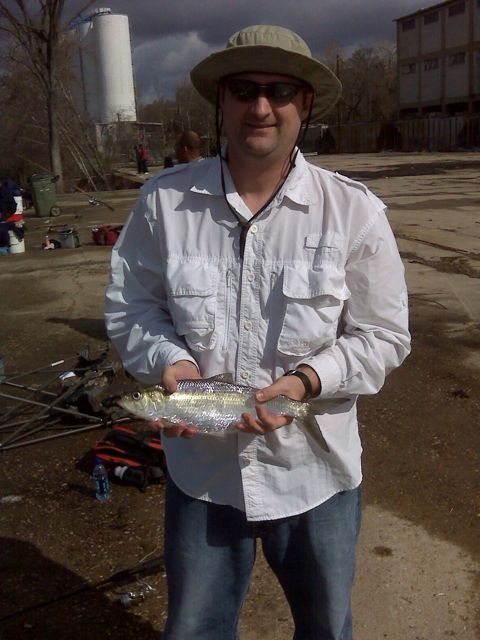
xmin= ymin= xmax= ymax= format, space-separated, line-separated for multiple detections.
xmin=0 ymin=177 xmax=21 ymax=220
xmin=175 ymin=129 xmax=203 ymax=164
xmin=138 ymin=143 xmax=149 ymax=174
xmin=105 ymin=25 xmax=410 ymax=640
xmin=133 ymin=144 xmax=142 ymax=174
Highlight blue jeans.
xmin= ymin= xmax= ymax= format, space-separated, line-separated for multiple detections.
xmin=163 ymin=477 xmax=361 ymax=640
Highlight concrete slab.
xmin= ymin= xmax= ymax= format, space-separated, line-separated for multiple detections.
xmin=1 ymin=152 xmax=479 ymax=640
xmin=404 ymin=261 xmax=480 ymax=321
xmin=309 ymin=153 xmax=480 ymax=324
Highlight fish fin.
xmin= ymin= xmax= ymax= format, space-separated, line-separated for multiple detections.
xmin=301 ymin=397 xmax=352 ymax=452
xmin=205 ymin=372 xmax=235 ymax=383
xmin=308 ymin=396 xmax=350 ymax=414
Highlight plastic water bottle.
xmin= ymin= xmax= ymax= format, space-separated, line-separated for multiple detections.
xmin=92 ymin=458 xmax=111 ymax=501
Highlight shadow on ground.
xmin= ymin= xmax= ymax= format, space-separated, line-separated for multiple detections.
xmin=47 ymin=317 xmax=108 ymax=341
xmin=0 ymin=538 xmax=159 ymax=639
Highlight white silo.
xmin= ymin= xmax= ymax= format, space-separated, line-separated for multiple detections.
xmin=75 ymin=8 xmax=137 ymax=124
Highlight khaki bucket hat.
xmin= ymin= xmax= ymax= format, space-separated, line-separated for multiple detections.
xmin=190 ymin=25 xmax=342 ymax=120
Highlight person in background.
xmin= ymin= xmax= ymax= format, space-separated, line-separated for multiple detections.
xmin=105 ymin=24 xmax=411 ymax=640
xmin=0 ymin=177 xmax=21 ymax=220
xmin=138 ymin=143 xmax=149 ymax=174
xmin=0 ymin=219 xmax=10 ymax=254
xmin=175 ymin=130 xmax=203 ymax=164
xmin=133 ymin=145 xmax=142 ymax=174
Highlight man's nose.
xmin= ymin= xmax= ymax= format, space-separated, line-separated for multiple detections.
xmin=250 ymin=94 xmax=272 ymax=115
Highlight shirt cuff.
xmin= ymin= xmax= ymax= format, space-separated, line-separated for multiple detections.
xmin=160 ymin=345 xmax=198 ymax=372
xmin=301 ymin=352 xmax=343 ymax=397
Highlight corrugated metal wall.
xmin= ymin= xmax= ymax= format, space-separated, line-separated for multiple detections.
xmin=315 ymin=116 xmax=480 ymax=153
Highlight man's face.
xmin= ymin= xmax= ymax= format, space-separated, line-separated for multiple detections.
xmin=219 ymin=72 xmax=313 ymax=165
xmin=175 ymin=142 xmax=188 ymax=163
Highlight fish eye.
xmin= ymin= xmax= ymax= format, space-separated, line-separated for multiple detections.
xmin=132 ymin=391 xmax=141 ymax=400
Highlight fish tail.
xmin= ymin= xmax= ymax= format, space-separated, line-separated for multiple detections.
xmin=302 ymin=411 xmax=330 ymax=453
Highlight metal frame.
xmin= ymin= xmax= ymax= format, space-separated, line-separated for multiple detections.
xmin=0 ymin=351 xmax=122 ymax=451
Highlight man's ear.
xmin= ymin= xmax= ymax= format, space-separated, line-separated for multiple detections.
xmin=300 ymin=89 xmax=314 ymax=121
xmin=218 ymin=82 xmax=226 ymax=109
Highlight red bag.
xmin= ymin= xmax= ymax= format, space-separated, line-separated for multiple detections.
xmin=92 ymin=225 xmax=122 ymax=246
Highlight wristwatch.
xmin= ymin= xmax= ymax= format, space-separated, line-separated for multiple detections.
xmin=283 ymin=369 xmax=313 ymax=400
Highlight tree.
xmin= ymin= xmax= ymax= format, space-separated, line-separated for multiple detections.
xmin=321 ymin=41 xmax=397 ymax=125
xmin=0 ymin=33 xmax=117 ymax=191
xmin=174 ymin=81 xmax=215 ymax=135
xmin=0 ymin=0 xmax=96 ymax=191
xmin=137 ymin=81 xmax=216 ymax=158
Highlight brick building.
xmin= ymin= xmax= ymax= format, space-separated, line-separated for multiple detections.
xmin=396 ymin=0 xmax=480 ymax=116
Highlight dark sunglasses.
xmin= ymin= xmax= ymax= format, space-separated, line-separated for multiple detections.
xmin=225 ymin=78 xmax=308 ymax=104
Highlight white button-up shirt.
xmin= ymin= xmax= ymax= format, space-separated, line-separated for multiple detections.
xmin=105 ymin=151 xmax=410 ymax=521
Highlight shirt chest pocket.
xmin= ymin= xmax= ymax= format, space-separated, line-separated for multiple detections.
xmin=277 ymin=264 xmax=350 ymax=357
xmin=166 ymin=262 xmax=218 ymax=352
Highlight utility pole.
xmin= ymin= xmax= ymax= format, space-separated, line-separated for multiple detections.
xmin=336 ymin=55 xmax=342 ymax=153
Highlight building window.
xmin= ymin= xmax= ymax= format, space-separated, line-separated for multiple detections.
xmin=402 ymin=18 xmax=415 ymax=31
xmin=424 ymin=11 xmax=439 ymax=24
xmin=448 ymin=52 xmax=466 ymax=65
xmin=401 ymin=63 xmax=416 ymax=74
xmin=448 ymin=2 xmax=465 ymax=16
xmin=424 ymin=58 xmax=439 ymax=71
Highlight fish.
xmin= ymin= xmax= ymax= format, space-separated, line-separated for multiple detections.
xmin=117 ymin=376 xmax=345 ymax=451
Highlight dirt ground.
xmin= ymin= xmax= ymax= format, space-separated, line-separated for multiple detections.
xmin=0 ymin=153 xmax=479 ymax=640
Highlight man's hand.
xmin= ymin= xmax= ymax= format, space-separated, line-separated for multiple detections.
xmin=150 ymin=360 xmax=201 ymax=439
xmin=161 ymin=360 xmax=201 ymax=393
xmin=236 ymin=365 xmax=320 ymax=436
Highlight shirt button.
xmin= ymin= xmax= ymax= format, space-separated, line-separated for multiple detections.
xmin=244 ymin=320 xmax=252 ymax=330
xmin=250 ymin=224 xmax=258 ymax=234
xmin=241 ymin=370 xmax=250 ymax=380
xmin=247 ymin=271 xmax=254 ymax=282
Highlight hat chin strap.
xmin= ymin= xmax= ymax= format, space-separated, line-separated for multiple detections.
xmin=214 ymin=87 xmax=314 ymax=261
xmin=215 ymin=91 xmax=225 ymax=159
xmin=295 ymin=92 xmax=314 ymax=150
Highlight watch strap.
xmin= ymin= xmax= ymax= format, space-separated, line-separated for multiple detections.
xmin=283 ymin=369 xmax=313 ymax=400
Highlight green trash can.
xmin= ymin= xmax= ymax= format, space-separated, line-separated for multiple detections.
xmin=30 ymin=174 xmax=61 ymax=218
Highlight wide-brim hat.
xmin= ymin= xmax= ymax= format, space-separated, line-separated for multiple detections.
xmin=190 ymin=25 xmax=342 ymax=121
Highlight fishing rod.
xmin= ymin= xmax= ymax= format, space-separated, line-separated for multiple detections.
xmin=0 ymin=555 xmax=164 ymax=623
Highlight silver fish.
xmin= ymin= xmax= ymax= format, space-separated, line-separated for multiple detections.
xmin=117 ymin=376 xmax=344 ymax=451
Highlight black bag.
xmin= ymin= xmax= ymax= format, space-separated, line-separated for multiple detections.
xmin=93 ymin=424 xmax=167 ymax=490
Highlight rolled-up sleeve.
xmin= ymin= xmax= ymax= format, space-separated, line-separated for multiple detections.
xmin=305 ymin=208 xmax=411 ymax=397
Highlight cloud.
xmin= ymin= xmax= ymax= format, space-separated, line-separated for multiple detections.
xmin=133 ymin=31 xmax=214 ymax=102
xmin=69 ymin=0 xmax=424 ymax=102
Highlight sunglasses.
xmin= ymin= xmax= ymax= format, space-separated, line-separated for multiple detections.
xmin=225 ymin=78 xmax=308 ymax=104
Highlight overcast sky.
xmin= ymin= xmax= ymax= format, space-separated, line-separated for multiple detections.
xmin=70 ymin=0 xmax=425 ymax=103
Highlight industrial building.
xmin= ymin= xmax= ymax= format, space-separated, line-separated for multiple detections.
xmin=396 ymin=0 xmax=480 ymax=116
xmin=73 ymin=7 xmax=137 ymax=124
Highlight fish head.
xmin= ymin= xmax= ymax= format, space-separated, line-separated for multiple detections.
xmin=116 ymin=386 xmax=168 ymax=421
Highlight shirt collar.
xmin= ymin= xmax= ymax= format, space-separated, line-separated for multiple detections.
xmin=281 ymin=151 xmax=319 ymax=207
xmin=190 ymin=147 xmax=319 ymax=211
xmin=190 ymin=154 xmax=225 ymax=197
